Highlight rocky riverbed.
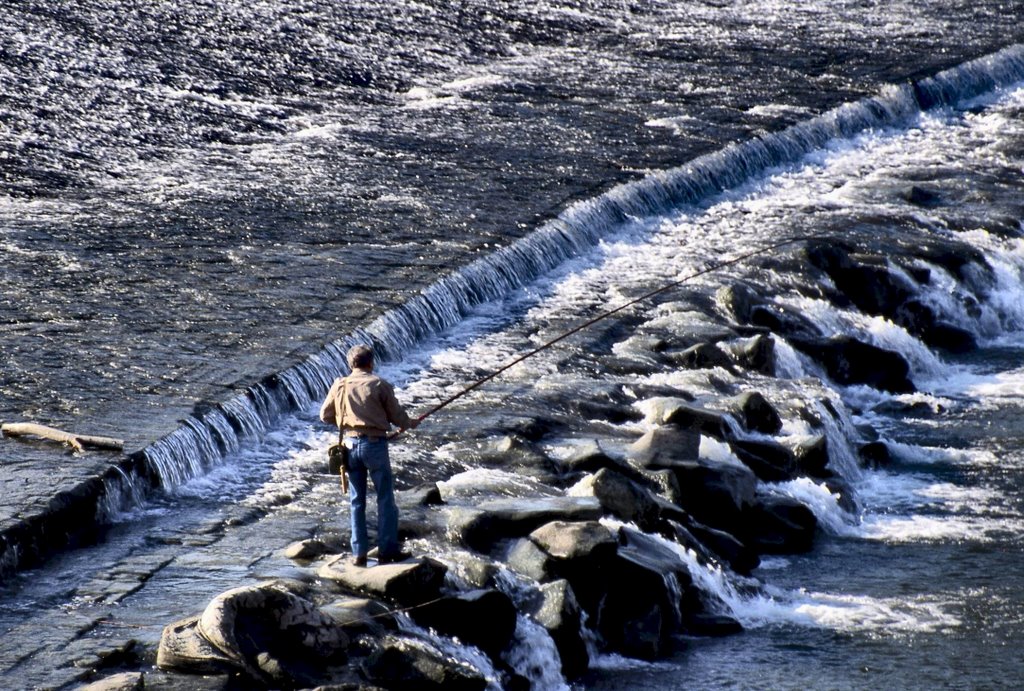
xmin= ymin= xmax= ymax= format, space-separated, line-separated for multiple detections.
xmin=64 ymin=226 xmax=1003 ymax=691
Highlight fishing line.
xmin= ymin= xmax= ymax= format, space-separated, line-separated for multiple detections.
xmin=393 ymin=230 xmax=830 ymax=437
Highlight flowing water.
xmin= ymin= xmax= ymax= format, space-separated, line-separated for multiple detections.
xmin=2 ymin=1 xmax=1024 ymax=689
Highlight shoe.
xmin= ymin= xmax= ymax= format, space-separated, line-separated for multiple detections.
xmin=377 ymin=550 xmax=412 ymax=565
xmin=351 ymin=554 xmax=367 ymax=567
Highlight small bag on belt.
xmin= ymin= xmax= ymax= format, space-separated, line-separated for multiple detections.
xmin=326 ymin=378 xmax=350 ymax=493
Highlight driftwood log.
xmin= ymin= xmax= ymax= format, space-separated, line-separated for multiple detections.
xmin=1 ymin=422 xmax=124 ymax=453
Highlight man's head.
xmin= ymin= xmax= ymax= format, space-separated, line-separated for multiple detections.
xmin=347 ymin=344 xmax=374 ymax=371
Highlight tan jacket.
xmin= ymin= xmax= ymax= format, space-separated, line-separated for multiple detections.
xmin=319 ymin=368 xmax=416 ymax=437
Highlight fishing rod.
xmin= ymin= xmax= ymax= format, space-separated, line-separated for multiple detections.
xmin=393 ymin=231 xmax=827 ymax=438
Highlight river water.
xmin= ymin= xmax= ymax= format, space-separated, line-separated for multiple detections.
xmin=2 ymin=2 xmax=1024 ymax=689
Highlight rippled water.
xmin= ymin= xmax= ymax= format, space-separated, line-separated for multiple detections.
xmin=3 ymin=1 xmax=1024 ymax=689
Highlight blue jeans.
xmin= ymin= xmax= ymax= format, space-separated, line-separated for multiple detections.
xmin=346 ymin=436 xmax=399 ymax=558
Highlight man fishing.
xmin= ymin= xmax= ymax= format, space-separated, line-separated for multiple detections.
xmin=319 ymin=344 xmax=420 ymax=567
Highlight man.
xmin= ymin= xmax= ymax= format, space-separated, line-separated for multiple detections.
xmin=320 ymin=344 xmax=420 ymax=567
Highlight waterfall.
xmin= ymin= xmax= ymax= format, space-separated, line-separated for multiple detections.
xmin=134 ymin=45 xmax=1024 ymax=501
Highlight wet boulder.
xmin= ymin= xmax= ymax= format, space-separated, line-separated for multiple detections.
xmin=628 ymin=426 xmax=702 ymax=467
xmin=859 ymin=440 xmax=893 ymax=468
xmin=741 ymin=496 xmax=818 ymax=554
xmin=596 ymin=543 xmax=679 ymax=659
xmin=790 ymin=335 xmax=915 ymax=393
xmin=284 ymin=537 xmax=343 ymax=562
xmin=397 ymin=482 xmax=445 ymax=507
xmin=554 ymin=440 xmax=647 ymax=484
xmin=792 ymin=435 xmax=832 ymax=478
xmin=729 ymin=333 xmax=776 ymax=374
xmin=530 ymin=519 xmax=618 ymax=563
xmin=78 ymin=673 xmax=144 ymax=691
xmin=317 ymin=556 xmax=447 ymax=606
xmin=511 ymin=520 xmax=619 ymax=615
xmin=730 ymin=391 xmax=783 ymax=435
xmin=568 ymin=468 xmax=665 ymax=531
xmin=672 ymin=342 xmax=735 ymax=371
xmin=322 ymin=597 xmax=397 ymax=639
xmin=676 ymin=519 xmax=759 ymax=575
xmin=447 ymin=497 xmax=603 ymax=554
xmin=362 ymin=636 xmax=488 ymax=691
xmin=532 ymin=579 xmax=590 ymax=680
xmin=644 ymin=398 xmax=731 ymax=439
xmin=156 ymin=615 xmax=239 ymax=676
xmin=893 ymin=299 xmax=976 ymax=353
xmin=646 ymin=457 xmax=758 ymax=535
xmin=410 ymin=589 xmax=517 ymax=657
xmin=729 ymin=438 xmax=798 ymax=483
xmin=196 ymin=584 xmax=348 ymax=686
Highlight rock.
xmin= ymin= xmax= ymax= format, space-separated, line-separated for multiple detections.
xmin=644 ymin=399 xmax=731 ymax=439
xmin=318 ymin=556 xmax=447 ymax=606
xmin=685 ymin=613 xmax=744 ymax=637
xmin=568 ymin=468 xmax=664 ymax=531
xmin=730 ymin=391 xmax=783 ymax=435
xmin=742 ymin=496 xmax=817 ymax=554
xmin=529 ymin=520 xmax=618 ymax=563
xmin=514 ymin=520 xmax=620 ymax=617
xmin=807 ymin=242 xmax=917 ymax=317
xmin=730 ymin=334 xmax=776 ymax=374
xmin=447 ymin=497 xmax=603 ymax=553
xmin=197 ymin=584 xmax=348 ymax=685
xmin=901 ymin=185 xmax=942 ymax=207
xmin=649 ymin=458 xmax=758 ymax=535
xmin=126 ymin=670 xmax=233 ymax=690
xmin=678 ymin=520 xmax=759 ymax=575
xmin=397 ymin=482 xmax=445 ymax=507
xmin=555 ymin=440 xmax=647 ymax=484
xmin=628 ymin=426 xmax=701 ymax=468
xmin=893 ymin=299 xmax=977 ymax=353
xmin=672 ymin=342 xmax=734 ymax=370
xmin=156 ymin=615 xmax=239 ymax=676
xmin=532 ymin=580 xmax=590 ymax=680
xmin=78 ymin=672 xmax=144 ymax=691
xmin=715 ymin=283 xmax=761 ymax=324
xmin=447 ymin=551 xmax=501 ymax=589
xmin=571 ymin=398 xmax=643 ymax=424
xmin=284 ymin=538 xmax=333 ymax=562
xmin=322 ymin=597 xmax=397 ymax=638
xmin=790 ymin=335 xmax=915 ymax=393
xmin=792 ymin=435 xmax=832 ymax=478
xmin=507 ymin=537 xmax=558 ymax=582
xmin=859 ymin=440 xmax=892 ymax=468
xmin=640 ymin=467 xmax=684 ymax=506
xmin=362 ymin=636 xmax=488 ymax=691
xmin=728 ymin=438 xmax=798 ymax=483
xmin=594 ymin=526 xmax=706 ymax=659
xmin=410 ymin=589 xmax=518 ymax=656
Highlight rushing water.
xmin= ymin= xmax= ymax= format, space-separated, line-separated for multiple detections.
xmin=2 ymin=1 xmax=1024 ymax=689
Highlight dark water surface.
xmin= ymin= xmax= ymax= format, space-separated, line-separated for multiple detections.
xmin=3 ymin=2 xmax=1024 ymax=689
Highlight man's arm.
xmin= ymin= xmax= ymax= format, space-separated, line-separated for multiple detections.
xmin=380 ymin=381 xmax=417 ymax=430
xmin=319 ymin=378 xmax=344 ymax=425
